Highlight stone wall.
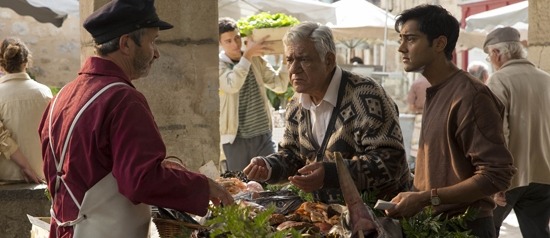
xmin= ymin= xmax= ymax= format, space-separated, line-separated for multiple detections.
xmin=0 ymin=184 xmax=50 ymax=238
xmin=80 ymin=0 xmax=221 ymax=171
xmin=528 ymin=0 xmax=550 ymax=71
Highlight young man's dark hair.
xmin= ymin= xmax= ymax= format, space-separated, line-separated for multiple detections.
xmin=218 ymin=17 xmax=238 ymax=35
xmin=394 ymin=4 xmax=459 ymax=60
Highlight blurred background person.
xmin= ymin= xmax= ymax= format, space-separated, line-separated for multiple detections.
xmin=484 ymin=26 xmax=550 ymax=238
xmin=468 ymin=61 xmax=490 ymax=83
xmin=218 ymin=17 xmax=289 ymax=172
xmin=406 ymin=74 xmax=430 ymax=114
xmin=349 ymin=56 xmax=364 ymax=65
xmin=0 ymin=37 xmax=51 ymax=183
xmin=404 ymin=74 xmax=430 ymax=172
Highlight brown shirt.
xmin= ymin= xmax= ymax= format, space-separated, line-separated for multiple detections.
xmin=415 ymin=70 xmax=515 ymax=218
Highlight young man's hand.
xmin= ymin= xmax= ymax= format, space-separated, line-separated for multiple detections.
xmin=242 ymin=35 xmax=273 ymax=60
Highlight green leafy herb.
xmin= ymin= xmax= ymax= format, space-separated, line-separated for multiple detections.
xmin=401 ymin=207 xmax=478 ymax=238
xmin=44 ymin=188 xmax=51 ymax=201
xmin=237 ymin=12 xmax=300 ymax=37
xmin=265 ymin=183 xmax=314 ymax=202
xmin=264 ymin=183 xmax=285 ymax=192
xmin=266 ymin=84 xmax=294 ymax=109
xmin=206 ymin=204 xmax=301 ymax=238
xmin=49 ymin=86 xmax=61 ymax=96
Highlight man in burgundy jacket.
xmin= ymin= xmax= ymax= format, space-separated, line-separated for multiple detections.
xmin=39 ymin=1 xmax=233 ymax=237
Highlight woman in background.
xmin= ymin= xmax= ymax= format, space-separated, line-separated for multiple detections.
xmin=0 ymin=37 xmax=52 ymax=183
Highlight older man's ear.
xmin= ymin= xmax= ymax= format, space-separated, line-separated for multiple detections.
xmin=325 ymin=52 xmax=336 ymax=68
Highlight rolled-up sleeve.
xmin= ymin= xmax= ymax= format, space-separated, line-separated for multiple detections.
xmin=458 ymin=91 xmax=516 ymax=195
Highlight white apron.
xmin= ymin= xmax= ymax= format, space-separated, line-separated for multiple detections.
xmin=48 ymin=82 xmax=151 ymax=238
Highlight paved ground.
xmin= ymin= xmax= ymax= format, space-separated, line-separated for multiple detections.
xmin=272 ymin=127 xmax=526 ymax=237
xmin=499 ymin=211 xmax=522 ymax=238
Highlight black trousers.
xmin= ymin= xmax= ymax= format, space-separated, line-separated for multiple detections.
xmin=467 ymin=216 xmax=496 ymax=238
xmin=222 ymin=133 xmax=276 ymax=172
xmin=493 ymin=183 xmax=550 ymax=238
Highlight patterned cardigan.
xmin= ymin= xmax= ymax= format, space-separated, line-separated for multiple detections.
xmin=264 ymin=70 xmax=412 ymax=203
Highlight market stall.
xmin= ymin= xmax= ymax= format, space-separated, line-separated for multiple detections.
xmin=218 ymin=0 xmax=336 ymax=24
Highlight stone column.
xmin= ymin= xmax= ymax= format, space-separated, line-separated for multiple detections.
xmin=528 ymin=0 xmax=550 ymax=71
xmin=80 ymin=1 xmax=220 ymax=171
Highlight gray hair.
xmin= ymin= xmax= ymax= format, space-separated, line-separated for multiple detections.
xmin=283 ymin=22 xmax=336 ymax=62
xmin=467 ymin=61 xmax=489 ymax=82
xmin=95 ymin=28 xmax=148 ymax=57
xmin=488 ymin=41 xmax=527 ymax=60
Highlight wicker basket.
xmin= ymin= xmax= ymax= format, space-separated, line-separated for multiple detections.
xmin=152 ymin=218 xmax=206 ymax=238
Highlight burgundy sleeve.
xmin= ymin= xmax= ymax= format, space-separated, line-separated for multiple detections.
xmin=108 ymin=93 xmax=210 ymax=216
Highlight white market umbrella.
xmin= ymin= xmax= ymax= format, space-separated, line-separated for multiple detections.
xmin=465 ymin=1 xmax=528 ymax=34
xmin=218 ymin=0 xmax=336 ymax=24
xmin=327 ymin=0 xmax=398 ymax=41
xmin=327 ymin=0 xmax=397 ymax=70
xmin=458 ymin=1 xmax=528 ymax=49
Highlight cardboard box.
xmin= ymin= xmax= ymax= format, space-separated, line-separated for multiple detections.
xmin=251 ymin=27 xmax=291 ymax=55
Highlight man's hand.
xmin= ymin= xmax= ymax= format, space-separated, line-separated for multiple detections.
xmin=494 ymin=191 xmax=507 ymax=207
xmin=10 ymin=149 xmax=43 ymax=183
xmin=288 ymin=162 xmax=324 ymax=193
xmin=386 ymin=191 xmax=429 ymax=218
xmin=243 ymin=157 xmax=269 ymax=181
xmin=21 ymin=167 xmax=42 ymax=184
xmin=242 ymin=35 xmax=273 ymax=60
xmin=207 ymin=178 xmax=234 ymax=206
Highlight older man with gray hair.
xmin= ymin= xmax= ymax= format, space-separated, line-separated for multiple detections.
xmin=244 ymin=22 xmax=411 ymax=204
xmin=484 ymin=26 xmax=550 ymax=238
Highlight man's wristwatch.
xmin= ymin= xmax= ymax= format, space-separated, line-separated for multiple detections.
xmin=431 ymin=188 xmax=441 ymax=206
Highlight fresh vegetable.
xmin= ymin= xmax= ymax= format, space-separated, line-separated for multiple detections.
xmin=265 ymin=183 xmax=314 ymax=202
xmin=237 ymin=12 xmax=300 ymax=37
xmin=206 ymin=204 xmax=301 ymax=238
xmin=401 ymin=207 xmax=478 ymax=238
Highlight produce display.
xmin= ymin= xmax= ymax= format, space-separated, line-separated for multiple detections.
xmin=154 ymin=159 xmax=478 ymax=238
xmin=236 ymin=12 xmax=300 ymax=37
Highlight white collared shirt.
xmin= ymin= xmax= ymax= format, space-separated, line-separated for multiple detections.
xmin=299 ymin=67 xmax=342 ymax=145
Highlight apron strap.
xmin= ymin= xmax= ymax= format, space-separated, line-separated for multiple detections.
xmin=48 ymin=82 xmax=130 ymax=223
xmin=50 ymin=207 xmax=86 ymax=227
